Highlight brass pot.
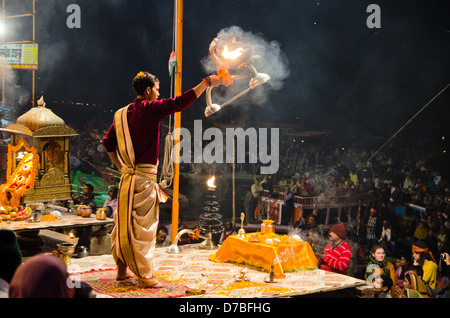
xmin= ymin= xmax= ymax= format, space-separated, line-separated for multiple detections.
xmin=96 ymin=208 xmax=107 ymax=220
xmin=80 ymin=205 xmax=92 ymax=218
xmin=57 ymin=243 xmax=75 ymax=265
xmin=75 ymin=205 xmax=82 ymax=216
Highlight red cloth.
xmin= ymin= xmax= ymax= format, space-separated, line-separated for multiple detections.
xmin=320 ymin=240 xmax=352 ymax=275
xmin=103 ymin=89 xmax=198 ymax=165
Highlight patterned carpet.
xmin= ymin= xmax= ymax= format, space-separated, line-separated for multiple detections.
xmin=71 ymin=268 xmax=189 ymax=298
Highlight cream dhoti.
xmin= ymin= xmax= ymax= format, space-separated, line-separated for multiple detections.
xmin=110 ymin=105 xmax=168 ymax=280
xmin=111 ymin=164 xmax=168 ymax=279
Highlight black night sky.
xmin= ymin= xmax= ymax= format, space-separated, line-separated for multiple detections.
xmin=3 ymin=0 xmax=450 ymax=144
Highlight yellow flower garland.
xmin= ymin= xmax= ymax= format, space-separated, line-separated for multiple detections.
xmin=0 ymin=138 xmax=38 ymax=209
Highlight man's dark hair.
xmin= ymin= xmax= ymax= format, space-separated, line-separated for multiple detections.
xmin=132 ymin=72 xmax=159 ymax=95
xmin=158 ymin=226 xmax=168 ymax=235
xmin=85 ymin=183 xmax=94 ymax=193
xmin=74 ymin=281 xmax=94 ymax=298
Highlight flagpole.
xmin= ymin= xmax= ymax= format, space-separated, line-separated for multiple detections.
xmin=171 ymin=0 xmax=183 ymax=243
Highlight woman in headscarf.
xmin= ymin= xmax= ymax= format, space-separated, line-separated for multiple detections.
xmin=412 ymin=240 xmax=438 ymax=292
xmin=365 ymin=245 xmax=396 ymax=296
xmin=394 ymin=270 xmax=433 ymax=298
xmin=9 ymin=254 xmax=75 ymax=298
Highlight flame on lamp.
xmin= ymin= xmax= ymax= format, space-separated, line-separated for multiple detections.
xmin=207 ymin=176 xmax=216 ymax=189
xmin=222 ymin=46 xmax=244 ymax=60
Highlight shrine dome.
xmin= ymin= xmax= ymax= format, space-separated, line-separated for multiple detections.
xmin=1 ymin=96 xmax=77 ymax=137
xmin=16 ymin=96 xmax=66 ymax=132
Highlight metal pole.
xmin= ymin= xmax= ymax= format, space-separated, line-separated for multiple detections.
xmin=232 ymin=137 xmax=236 ymax=227
xmin=32 ymin=0 xmax=35 ymax=106
xmin=1 ymin=0 xmax=4 ymax=104
xmin=171 ymin=0 xmax=183 ymax=243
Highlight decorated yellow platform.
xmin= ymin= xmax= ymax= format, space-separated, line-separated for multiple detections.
xmin=209 ymin=233 xmax=317 ymax=278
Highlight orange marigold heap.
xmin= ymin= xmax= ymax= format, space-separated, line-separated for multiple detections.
xmin=0 ymin=151 xmax=37 ymax=209
xmin=39 ymin=215 xmax=60 ymax=222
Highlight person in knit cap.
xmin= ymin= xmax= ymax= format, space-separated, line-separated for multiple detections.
xmin=0 ymin=230 xmax=23 ymax=298
xmin=315 ymin=222 xmax=352 ymax=275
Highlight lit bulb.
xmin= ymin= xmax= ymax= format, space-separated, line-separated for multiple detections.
xmin=0 ymin=21 xmax=5 ymax=35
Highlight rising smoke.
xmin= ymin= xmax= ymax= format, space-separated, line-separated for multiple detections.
xmin=201 ymin=26 xmax=290 ymax=108
xmin=0 ymin=56 xmax=30 ymax=128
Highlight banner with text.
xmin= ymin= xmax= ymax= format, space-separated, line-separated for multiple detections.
xmin=0 ymin=43 xmax=38 ymax=70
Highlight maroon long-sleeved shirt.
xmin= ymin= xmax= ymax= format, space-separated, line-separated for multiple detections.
xmin=103 ymin=89 xmax=198 ymax=165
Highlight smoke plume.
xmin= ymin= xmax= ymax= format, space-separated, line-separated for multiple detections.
xmin=201 ymin=26 xmax=290 ymax=108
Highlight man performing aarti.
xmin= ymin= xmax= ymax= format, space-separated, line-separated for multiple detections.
xmin=103 ymin=71 xmax=222 ymax=287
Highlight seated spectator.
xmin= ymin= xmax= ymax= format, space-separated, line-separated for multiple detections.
xmin=103 ymin=185 xmax=118 ymax=218
xmin=315 ymin=222 xmax=352 ymax=275
xmin=306 ymin=227 xmax=327 ymax=253
xmin=412 ymin=240 xmax=438 ymax=293
xmin=394 ymin=254 xmax=411 ymax=289
xmin=156 ymin=227 xmax=170 ymax=247
xmin=413 ymin=219 xmax=428 ymax=242
xmin=293 ymin=216 xmax=306 ymax=229
xmin=372 ymin=274 xmax=393 ymax=298
xmin=438 ymin=252 xmax=450 ymax=298
xmin=74 ymin=281 xmax=96 ymax=298
xmin=394 ymin=270 xmax=433 ymax=298
xmin=9 ymin=254 xmax=75 ymax=298
xmin=261 ymin=175 xmax=274 ymax=195
xmin=219 ymin=220 xmax=237 ymax=244
xmin=300 ymin=215 xmax=318 ymax=231
xmin=0 ymin=230 xmax=23 ymax=298
xmin=365 ymin=245 xmax=397 ymax=296
xmin=298 ymin=176 xmax=312 ymax=196
xmin=72 ymin=183 xmax=97 ymax=213
xmin=439 ymin=276 xmax=450 ymax=298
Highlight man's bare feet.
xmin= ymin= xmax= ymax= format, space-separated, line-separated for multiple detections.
xmin=137 ymin=276 xmax=161 ymax=288
xmin=116 ymin=260 xmax=134 ymax=281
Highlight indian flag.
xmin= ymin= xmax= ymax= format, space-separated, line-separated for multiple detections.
xmin=168 ymin=51 xmax=177 ymax=76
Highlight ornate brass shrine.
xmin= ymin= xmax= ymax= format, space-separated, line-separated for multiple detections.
xmin=0 ymin=97 xmax=77 ymax=204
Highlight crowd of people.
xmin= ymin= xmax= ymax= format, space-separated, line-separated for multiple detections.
xmin=268 ymin=132 xmax=450 ymax=297
xmin=245 ymin=126 xmax=450 ymax=298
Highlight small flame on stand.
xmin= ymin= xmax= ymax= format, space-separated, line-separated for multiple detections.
xmin=222 ymin=46 xmax=244 ymax=60
xmin=207 ymin=176 xmax=216 ymax=189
